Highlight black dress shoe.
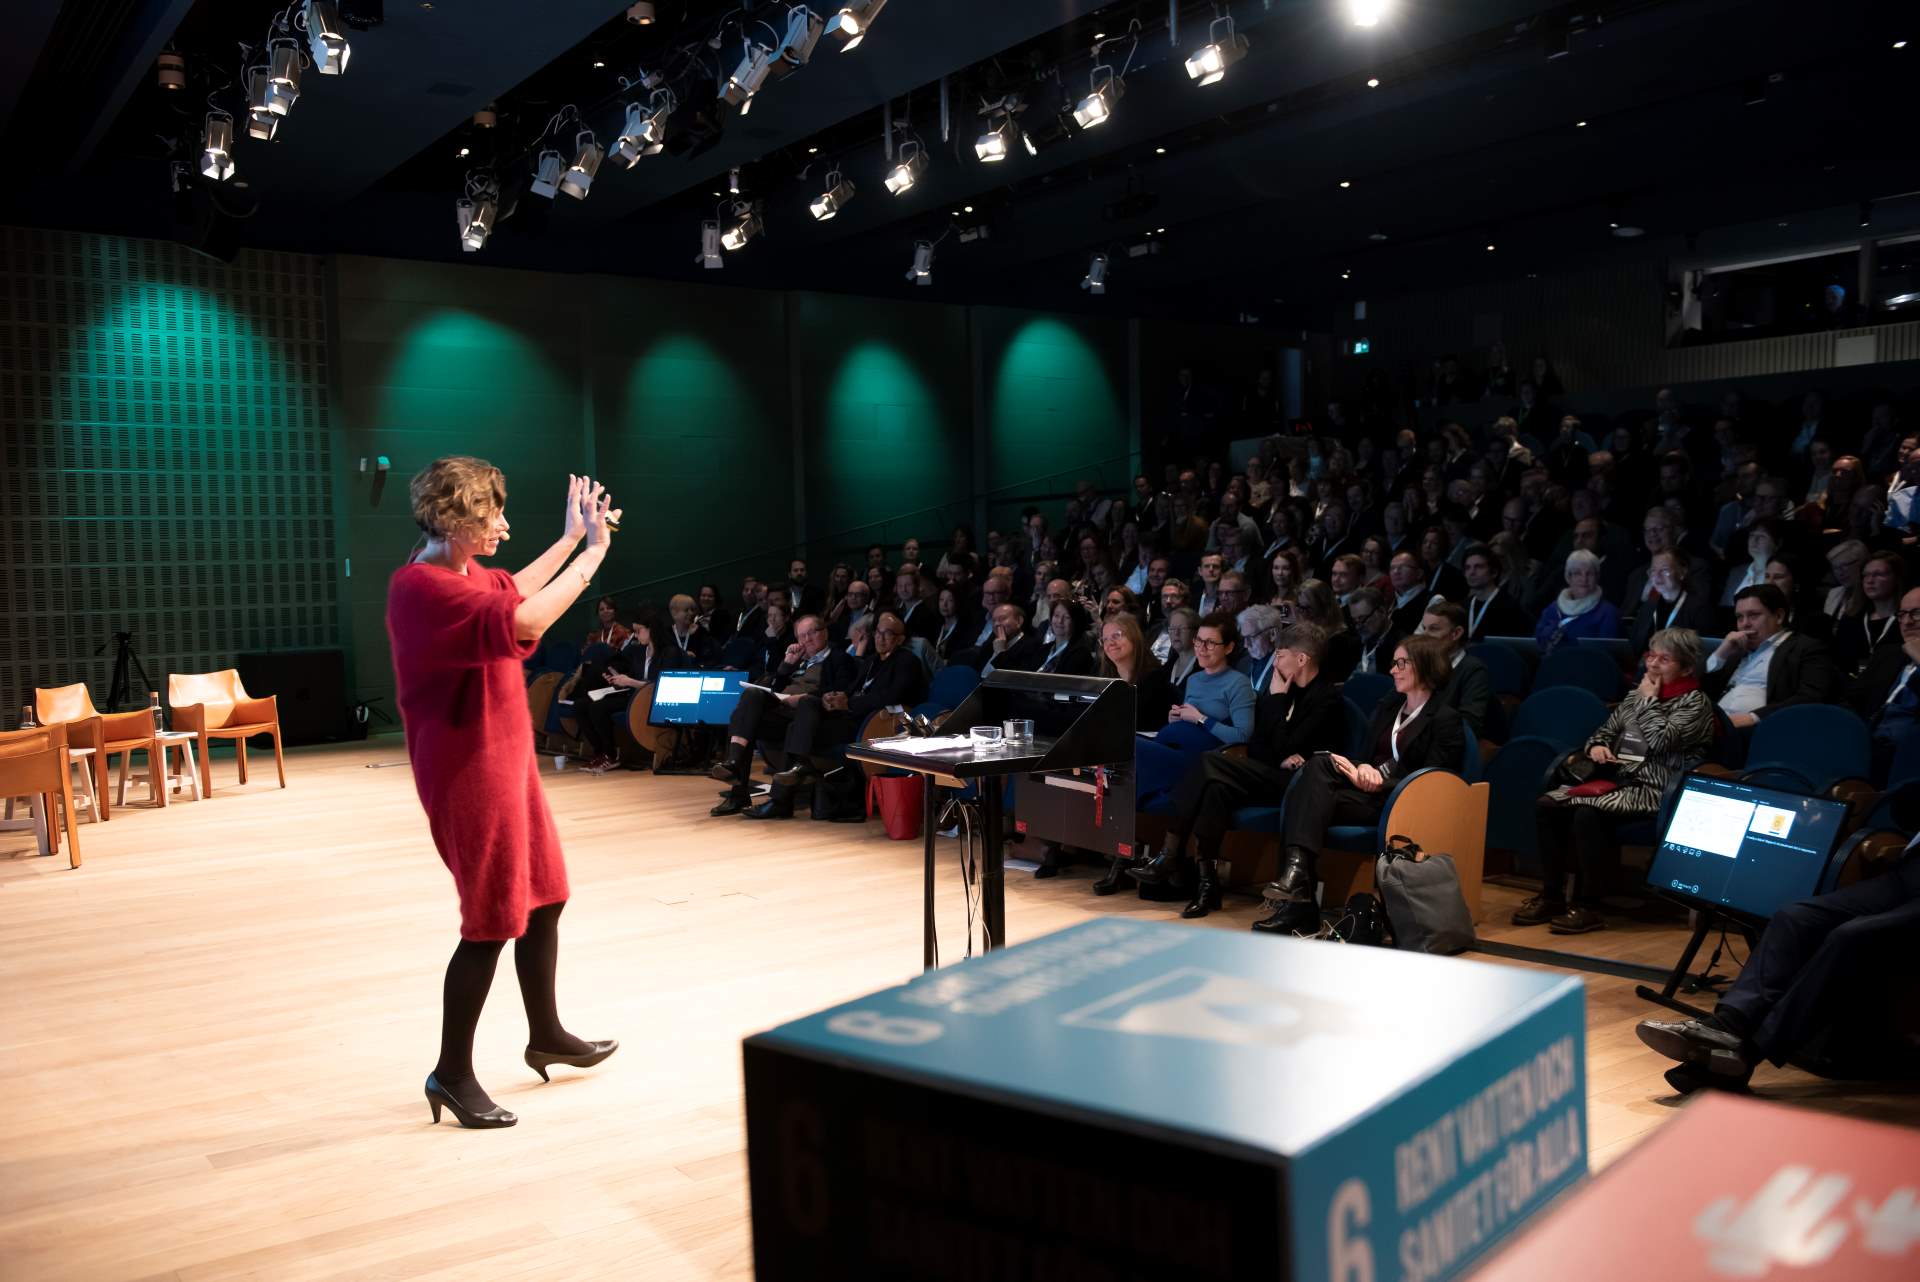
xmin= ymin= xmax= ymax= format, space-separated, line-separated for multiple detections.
xmin=1510 ymin=895 xmax=1565 ymax=927
xmin=1032 ymin=842 xmax=1065 ymax=879
xmin=1635 ymin=1015 xmax=1745 ymax=1065
xmin=1128 ymin=849 xmax=1176 ymax=885
xmin=1091 ymin=854 xmax=1137 ymax=896
xmin=710 ymin=791 xmax=749 ymax=817
xmin=525 ymin=1038 xmax=619 ymax=1082
xmin=1251 ymin=899 xmax=1321 ymax=935
xmin=771 ymin=763 xmax=819 ymax=787
xmin=1663 ymin=1063 xmax=1752 ymax=1096
xmin=708 ymin=761 xmax=741 ymax=785
xmin=425 ymin=1074 xmax=517 ymax=1128
xmin=742 ymin=801 xmax=793 ymax=820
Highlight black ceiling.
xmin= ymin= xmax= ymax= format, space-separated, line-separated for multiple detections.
xmin=1 ymin=0 xmax=1912 ymax=324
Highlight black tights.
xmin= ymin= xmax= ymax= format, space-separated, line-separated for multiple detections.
xmin=434 ymin=901 xmax=589 ymax=1112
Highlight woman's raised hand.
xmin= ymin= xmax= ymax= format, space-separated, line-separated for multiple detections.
xmin=562 ymin=474 xmax=588 ymax=543
xmin=582 ymin=479 xmax=621 ymax=548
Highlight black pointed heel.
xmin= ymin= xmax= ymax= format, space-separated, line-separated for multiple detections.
xmin=525 ymin=1038 xmax=619 ymax=1082
xmin=424 ymin=1073 xmax=517 ymax=1128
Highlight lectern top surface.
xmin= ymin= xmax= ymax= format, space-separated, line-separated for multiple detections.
xmin=749 ymin=917 xmax=1583 ymax=1158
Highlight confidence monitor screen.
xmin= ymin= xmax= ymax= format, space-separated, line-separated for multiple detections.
xmin=1647 ymin=774 xmax=1848 ymax=922
xmin=647 ymin=670 xmax=745 ymax=727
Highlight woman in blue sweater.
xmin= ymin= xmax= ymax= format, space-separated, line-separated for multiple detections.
xmin=1534 ymin=548 xmax=1620 ymax=657
xmin=1134 ymin=611 xmax=1257 ymax=808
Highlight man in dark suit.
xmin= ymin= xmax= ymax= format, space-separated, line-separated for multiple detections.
xmin=733 ymin=576 xmax=766 ymax=643
xmin=1417 ymin=601 xmax=1492 ymax=739
xmin=695 ymin=584 xmax=733 ymax=645
xmin=709 ymin=613 xmax=858 ymax=815
xmin=895 ymin=565 xmax=940 ymax=641
xmin=753 ymin=612 xmax=930 ymax=818
xmin=784 ymin=558 xmax=826 ymax=618
xmin=1459 ymin=544 xmax=1530 ymax=642
xmin=1388 ymin=552 xmax=1432 ymax=638
xmin=1619 ymin=507 xmax=1715 ymax=623
xmin=978 ymin=603 xmax=1049 ymax=674
xmin=828 ymin=580 xmax=873 ymax=646
xmin=1418 ymin=524 xmax=1470 ymax=605
xmin=1851 ymin=587 xmax=1920 ymax=785
xmin=1347 ymin=587 xmax=1402 ymax=677
xmin=1703 ymin=584 xmax=1841 ymax=740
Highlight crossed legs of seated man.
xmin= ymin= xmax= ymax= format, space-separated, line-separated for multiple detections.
xmin=749 ymin=696 xmax=864 ymax=820
xmin=1636 ymin=844 xmax=1920 ymax=1092
xmin=1133 ymin=753 xmax=1298 ymax=920
xmin=709 ymin=685 xmax=796 ymax=815
xmin=1251 ymin=756 xmax=1385 ymax=934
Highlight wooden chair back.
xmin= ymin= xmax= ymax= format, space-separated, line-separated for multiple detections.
xmin=168 ymin=669 xmax=247 ymax=730
xmin=0 ymin=722 xmax=80 ymax=867
xmin=624 ymin=683 xmax=680 ymax=759
xmin=35 ymin=683 xmax=98 ymax=724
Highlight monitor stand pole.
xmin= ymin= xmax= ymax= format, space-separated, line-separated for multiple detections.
xmin=1634 ymin=911 xmax=1744 ymax=1018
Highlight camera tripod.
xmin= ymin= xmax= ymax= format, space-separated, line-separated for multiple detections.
xmin=96 ymin=631 xmax=155 ymax=713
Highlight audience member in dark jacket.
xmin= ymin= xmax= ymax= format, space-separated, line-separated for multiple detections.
xmin=1702 ymin=585 xmax=1841 ymax=730
xmin=1417 ymin=601 xmax=1492 ymax=739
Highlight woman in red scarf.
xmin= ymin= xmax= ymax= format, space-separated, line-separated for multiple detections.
xmin=1515 ymin=627 xmax=1716 ymax=935
xmin=387 ymin=460 xmax=621 ymax=1129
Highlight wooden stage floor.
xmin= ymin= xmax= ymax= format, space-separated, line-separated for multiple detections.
xmin=3 ymin=740 xmax=1914 ymax=1280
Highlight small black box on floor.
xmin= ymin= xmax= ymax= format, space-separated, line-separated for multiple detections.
xmin=236 ymin=648 xmax=353 ymax=745
xmin=744 ymin=919 xmax=1587 ymax=1282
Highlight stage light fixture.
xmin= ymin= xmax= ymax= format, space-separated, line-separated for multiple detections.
xmin=884 ymin=140 xmax=927 ymax=195
xmin=825 ymin=0 xmax=888 ymax=52
xmin=1185 ymin=16 xmax=1248 ymax=86
xmin=720 ymin=204 xmax=763 ymax=251
xmin=809 ymin=168 xmax=854 ymax=219
xmin=1348 ymin=0 xmax=1390 ymax=27
xmin=1366 ymin=76 xmax=1380 ymax=88
xmin=559 ymin=131 xmax=602 ymax=199
xmin=530 ymin=149 xmax=564 ymax=198
xmin=156 ymin=51 xmax=186 ymax=91
xmin=459 ymin=199 xmax=496 ymax=252
xmin=1073 ymin=66 xmax=1124 ymax=129
xmin=1081 ymin=253 xmax=1109 ymax=294
xmin=697 ymin=221 xmax=723 ymax=267
xmin=626 ymin=2 xmax=655 ymax=23
xmin=611 ymin=102 xmax=651 ymax=167
xmin=246 ymin=69 xmax=278 ymax=140
xmin=266 ymin=41 xmax=301 ymax=114
xmin=722 ymin=40 xmax=776 ymax=107
xmin=975 ymin=116 xmax=1014 ymax=162
xmin=199 ymin=112 xmax=235 ymax=181
xmin=303 ymin=0 xmax=351 ymax=75
xmin=775 ymin=6 xmax=825 ymax=73
xmin=905 ymin=240 xmax=933 ymax=285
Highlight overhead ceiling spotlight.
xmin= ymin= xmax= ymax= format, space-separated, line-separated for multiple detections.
xmin=473 ymin=107 xmax=496 ymax=128
xmin=720 ymin=203 xmax=763 ymax=251
xmin=266 ymin=41 xmax=301 ymax=115
xmin=559 ymin=130 xmax=603 ymax=199
xmin=530 ymin=149 xmax=565 ymax=198
xmin=825 ymin=0 xmax=888 ymax=52
xmin=199 ymin=112 xmax=235 ymax=180
xmin=1073 ymin=64 xmax=1124 ymax=129
xmin=722 ymin=38 xmax=776 ymax=108
xmin=975 ymin=115 xmax=1014 ymax=162
xmin=610 ymin=101 xmax=654 ymax=167
xmin=905 ymin=240 xmax=934 ymax=286
xmin=626 ymin=2 xmax=655 ymax=23
xmin=729 ymin=166 xmax=741 ymax=194
xmin=809 ymin=168 xmax=854 ymax=219
xmin=773 ymin=6 xmax=825 ymax=75
xmin=156 ymin=51 xmax=186 ymax=91
xmin=1185 ymin=16 xmax=1248 ymax=86
xmin=245 ymin=67 xmax=278 ymax=140
xmin=303 ymin=0 xmax=351 ymax=76
xmin=1348 ymin=0 xmax=1390 ymax=27
xmin=1022 ymin=108 xmax=1079 ymax=155
xmin=1081 ymin=253 xmax=1109 ymax=295
xmin=884 ymin=139 xmax=927 ymax=195
xmin=457 ymin=175 xmax=498 ymax=253
xmin=697 ymin=221 xmax=723 ymax=268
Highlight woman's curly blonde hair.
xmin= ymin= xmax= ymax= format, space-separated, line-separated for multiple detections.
xmin=409 ymin=455 xmax=506 ymax=541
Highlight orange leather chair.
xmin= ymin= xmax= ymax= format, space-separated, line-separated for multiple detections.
xmin=34 ymin=683 xmax=160 ymax=822
xmin=168 ymin=670 xmax=285 ymax=798
xmin=0 ymin=722 xmax=82 ymax=867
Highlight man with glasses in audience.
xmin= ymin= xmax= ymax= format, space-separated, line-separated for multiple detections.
xmin=829 ymin=579 xmax=873 ymax=646
xmin=1347 ymin=586 xmax=1400 ymax=677
xmin=1150 ymin=578 xmax=1191 ymax=659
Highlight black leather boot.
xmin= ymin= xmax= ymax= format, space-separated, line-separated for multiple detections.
xmin=1266 ymin=845 xmax=1317 ymax=904
xmin=1251 ymin=899 xmax=1321 ymax=935
xmin=1181 ymin=859 xmax=1222 ymax=919
xmin=1128 ymin=842 xmax=1180 ymax=885
xmin=1091 ymin=852 xmax=1138 ymax=896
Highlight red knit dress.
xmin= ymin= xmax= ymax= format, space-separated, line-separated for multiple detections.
xmin=387 ymin=561 xmax=569 ymax=940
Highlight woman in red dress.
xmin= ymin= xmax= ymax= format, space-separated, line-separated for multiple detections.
xmin=387 ymin=458 xmax=621 ymax=1129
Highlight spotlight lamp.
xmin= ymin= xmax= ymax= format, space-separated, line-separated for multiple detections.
xmin=826 ymin=0 xmax=888 ymax=52
xmin=975 ymin=115 xmax=1014 ymax=162
xmin=303 ymin=0 xmax=351 ymax=75
xmin=559 ymin=131 xmax=603 ymax=199
xmin=810 ymin=168 xmax=854 ymax=219
xmin=697 ymin=220 xmax=724 ymax=268
xmin=722 ymin=39 xmax=776 ymax=107
xmin=611 ymin=102 xmax=651 ymax=167
xmin=456 ymin=172 xmax=500 ymax=252
xmin=156 ymin=51 xmax=186 ymax=91
xmin=626 ymin=2 xmax=656 ymax=23
xmin=1081 ymin=253 xmax=1109 ymax=295
xmin=1348 ymin=0 xmax=1391 ymax=28
xmin=266 ymin=40 xmax=302 ymax=115
xmin=1073 ymin=65 xmax=1124 ymax=129
xmin=246 ymin=68 xmax=279 ymax=140
xmin=720 ymin=203 xmax=763 ymax=251
xmin=884 ymin=139 xmax=928 ymax=195
xmin=199 ymin=111 xmax=235 ymax=181
xmin=775 ymin=6 xmax=825 ymax=73
xmin=1185 ymin=16 xmax=1248 ymax=86
xmin=906 ymin=239 xmax=934 ymax=286
xmin=530 ymin=149 xmax=565 ymax=198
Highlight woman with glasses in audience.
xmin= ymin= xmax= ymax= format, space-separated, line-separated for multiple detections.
xmin=1161 ymin=607 xmax=1202 ymax=688
xmin=1291 ymin=578 xmax=1360 ymax=682
xmin=1133 ymin=613 xmax=1257 ymax=812
xmin=1535 ymin=549 xmax=1620 ymax=655
xmin=751 ymin=598 xmax=794 ymax=683
xmin=1823 ymin=539 xmax=1870 ymax=625
xmin=1514 ymin=628 xmax=1715 ymax=934
xmin=1835 ymin=553 xmax=1908 ymax=677
xmin=1037 ymin=600 xmax=1098 ymax=676
xmin=1254 ymin=634 xmax=1465 ymax=935
xmin=931 ymin=585 xmax=968 ymax=669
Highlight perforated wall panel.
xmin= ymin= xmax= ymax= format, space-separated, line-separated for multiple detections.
xmin=0 ymin=226 xmax=339 ymax=716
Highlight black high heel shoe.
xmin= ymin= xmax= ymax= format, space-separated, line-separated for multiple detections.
xmin=525 ymin=1038 xmax=620 ymax=1082
xmin=425 ymin=1073 xmax=517 ymax=1128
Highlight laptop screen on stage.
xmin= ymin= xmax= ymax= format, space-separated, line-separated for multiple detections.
xmin=1646 ymin=774 xmax=1848 ymax=922
xmin=647 ymin=670 xmax=746 ymax=727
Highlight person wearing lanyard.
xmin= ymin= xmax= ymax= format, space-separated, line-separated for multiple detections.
xmin=1346 ymin=586 xmax=1401 ymax=676
xmin=1460 ymin=543 xmax=1529 ymax=642
xmin=1254 ymin=634 xmax=1465 ymax=935
xmin=1834 ymin=553 xmax=1906 ymax=677
xmin=1852 ymin=587 xmax=1920 ymax=785
xmin=1628 ymin=550 xmax=1714 ymax=657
